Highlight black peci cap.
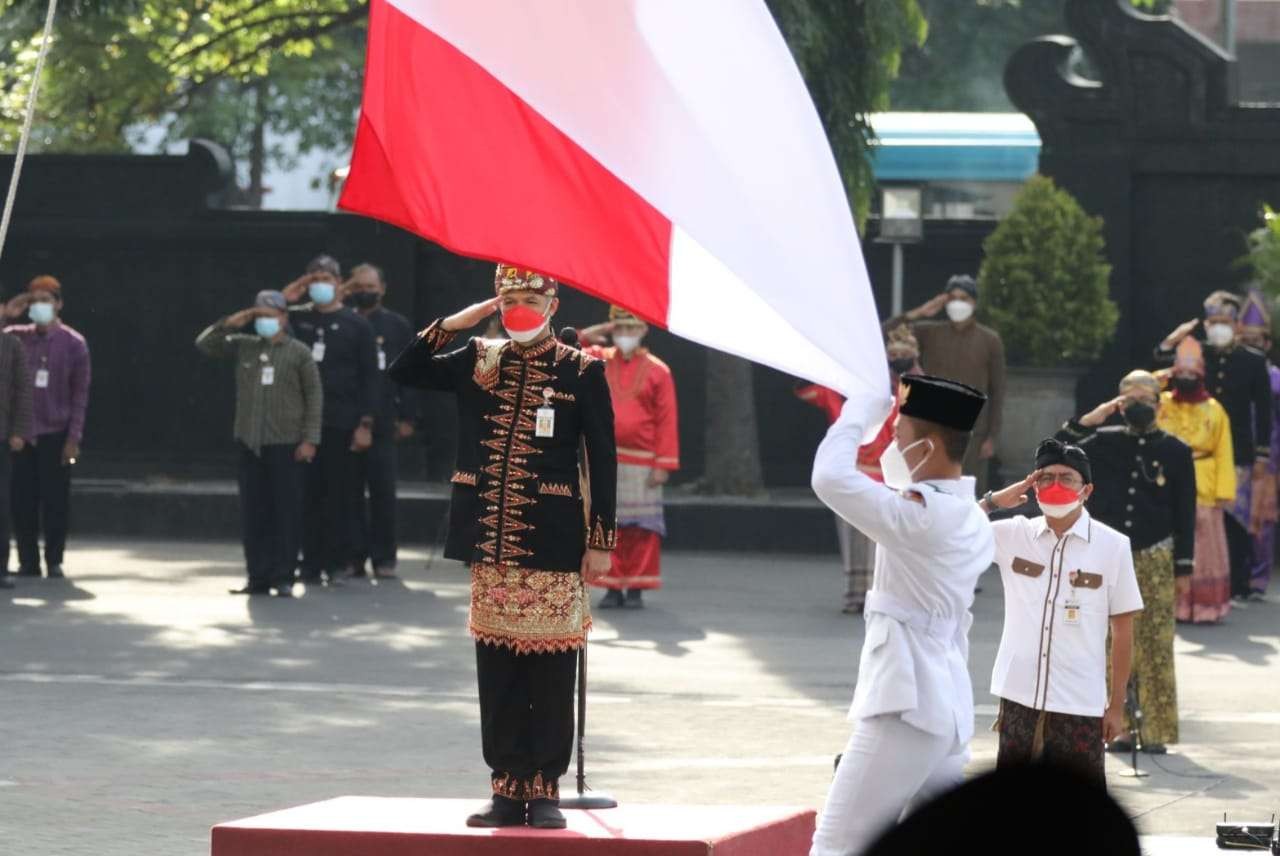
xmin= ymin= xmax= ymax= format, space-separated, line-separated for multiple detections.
xmin=898 ymin=374 xmax=987 ymax=432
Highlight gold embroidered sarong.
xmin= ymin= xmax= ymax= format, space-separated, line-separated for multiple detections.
xmin=469 ymin=563 xmax=591 ymax=654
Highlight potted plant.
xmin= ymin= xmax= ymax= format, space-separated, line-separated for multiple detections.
xmin=978 ymin=174 xmax=1119 ymax=476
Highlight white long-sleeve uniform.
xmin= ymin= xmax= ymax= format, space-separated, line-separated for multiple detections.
xmin=809 ymin=394 xmax=994 ymax=856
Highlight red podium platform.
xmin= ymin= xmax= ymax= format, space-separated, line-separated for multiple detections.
xmin=212 ymin=797 xmax=816 ymax=856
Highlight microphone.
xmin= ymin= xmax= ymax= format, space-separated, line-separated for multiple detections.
xmin=559 ymin=327 xmax=580 ymax=347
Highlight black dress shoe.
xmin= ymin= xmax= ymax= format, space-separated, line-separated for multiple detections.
xmin=1140 ymin=743 xmax=1168 ymax=755
xmin=15 ymin=566 xmax=39 ymax=577
xmin=229 ymin=585 xmax=271 ymax=595
xmin=0 ymin=575 xmax=14 ymax=589
xmin=598 ymin=589 xmax=625 ymax=609
xmin=46 ymin=565 xmax=64 ymax=579
xmin=1107 ymin=739 xmax=1134 ymax=754
xmin=272 ymin=587 xmax=295 ymax=598
xmin=465 ymin=796 xmax=525 ymax=828
xmin=623 ymin=589 xmax=645 ymax=609
xmin=527 ymin=799 xmax=566 ymax=829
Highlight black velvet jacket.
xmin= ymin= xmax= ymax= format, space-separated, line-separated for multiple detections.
xmin=1057 ymin=420 xmax=1197 ymax=575
xmin=389 ymin=322 xmax=617 ymax=573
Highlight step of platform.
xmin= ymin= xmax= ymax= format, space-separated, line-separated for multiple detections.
xmin=212 ymin=797 xmax=816 ymax=856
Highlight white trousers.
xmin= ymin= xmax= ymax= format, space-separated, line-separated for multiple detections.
xmin=810 ymin=715 xmax=967 ymax=856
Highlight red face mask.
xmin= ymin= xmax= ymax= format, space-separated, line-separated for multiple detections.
xmin=501 ymin=305 xmax=546 ymax=333
xmin=1036 ymin=482 xmax=1081 ymax=505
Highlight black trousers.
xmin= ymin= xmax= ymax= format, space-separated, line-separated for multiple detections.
xmin=301 ymin=426 xmax=361 ymax=579
xmin=1223 ymin=512 xmax=1253 ymax=598
xmin=12 ymin=430 xmax=71 ymax=571
xmin=238 ymin=443 xmax=303 ymax=589
xmin=354 ymin=433 xmax=398 ymax=569
xmin=476 ymin=641 xmax=577 ymax=801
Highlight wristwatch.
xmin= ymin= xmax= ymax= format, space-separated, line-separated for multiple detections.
xmin=980 ymin=490 xmax=995 ymax=513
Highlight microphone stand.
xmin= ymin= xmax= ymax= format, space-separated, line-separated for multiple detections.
xmin=1117 ymin=674 xmax=1149 ymax=779
xmin=558 ymin=639 xmax=618 ymax=809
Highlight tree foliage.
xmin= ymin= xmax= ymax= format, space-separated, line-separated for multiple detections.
xmin=766 ymin=0 xmax=927 ymax=226
xmin=1244 ymin=206 xmax=1280 ymax=302
xmin=1 ymin=0 xmax=366 ymax=201
xmin=978 ymin=175 xmax=1118 ymax=366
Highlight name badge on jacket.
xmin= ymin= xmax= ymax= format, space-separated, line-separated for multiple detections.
xmin=261 ymin=366 xmax=275 ymax=386
xmin=34 ymin=369 xmax=49 ymax=389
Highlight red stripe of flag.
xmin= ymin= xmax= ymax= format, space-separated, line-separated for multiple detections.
xmin=339 ymin=0 xmax=674 ymax=325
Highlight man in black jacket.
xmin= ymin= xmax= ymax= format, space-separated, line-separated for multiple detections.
xmin=283 ymin=258 xmax=380 ymax=587
xmin=1155 ymin=290 xmax=1273 ymax=599
xmin=389 ymin=264 xmax=616 ymax=830
xmin=1057 ymin=370 xmax=1196 ymax=753
xmin=344 ymin=263 xmax=418 ymax=578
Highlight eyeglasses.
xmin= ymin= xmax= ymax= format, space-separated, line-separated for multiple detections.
xmin=1035 ymin=473 xmax=1084 ymax=490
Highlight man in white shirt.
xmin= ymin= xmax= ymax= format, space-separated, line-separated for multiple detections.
xmin=980 ymin=439 xmax=1144 ymax=785
xmin=810 ymin=374 xmax=994 ymax=856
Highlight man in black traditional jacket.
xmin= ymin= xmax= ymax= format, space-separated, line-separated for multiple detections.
xmin=388 ymin=264 xmax=617 ymax=830
xmin=1057 ymin=369 xmax=1196 ymax=752
xmin=1154 ymin=290 xmax=1274 ymax=599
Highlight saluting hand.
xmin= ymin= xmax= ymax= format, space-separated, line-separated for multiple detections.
xmin=440 ymin=297 xmax=501 ymax=333
xmin=1161 ymin=318 xmax=1199 ymax=350
xmin=3 ymin=293 xmax=32 ymax=321
xmin=907 ymin=293 xmax=949 ymax=321
xmin=989 ymin=470 xmax=1040 ymax=510
xmin=1078 ymin=396 xmax=1127 ymax=428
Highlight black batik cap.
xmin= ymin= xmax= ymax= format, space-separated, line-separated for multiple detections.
xmin=1034 ymin=438 xmax=1093 ymax=484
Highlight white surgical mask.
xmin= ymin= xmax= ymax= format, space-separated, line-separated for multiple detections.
xmin=614 ymin=334 xmax=642 ymax=355
xmin=28 ymin=302 xmax=55 ymax=326
xmin=1206 ymin=323 xmax=1235 ymax=348
xmin=946 ymin=300 xmax=974 ymax=323
xmin=878 ymin=438 xmax=933 ymax=490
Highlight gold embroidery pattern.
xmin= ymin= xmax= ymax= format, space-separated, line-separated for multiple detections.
xmin=491 ymin=771 xmax=560 ymax=801
xmin=470 ymin=562 xmax=591 ymax=654
xmin=589 ymin=520 xmax=618 ymax=551
xmin=472 ymin=339 xmax=506 ymax=391
xmin=422 ymin=322 xmax=455 ymax=351
xmin=451 ymin=470 xmax=478 ymax=486
xmin=475 ymin=337 xmax=563 ymax=566
xmin=539 ymin=481 xmax=574 ymax=497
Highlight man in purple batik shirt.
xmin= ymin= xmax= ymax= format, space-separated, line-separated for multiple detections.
xmin=1237 ymin=290 xmax=1279 ymax=598
xmin=3 ymin=275 xmax=91 ymax=579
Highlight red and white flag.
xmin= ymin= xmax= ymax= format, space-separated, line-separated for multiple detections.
xmin=339 ymin=0 xmax=885 ymax=397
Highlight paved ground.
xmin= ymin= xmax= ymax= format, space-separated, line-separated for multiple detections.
xmin=1 ymin=540 xmax=1278 ymax=854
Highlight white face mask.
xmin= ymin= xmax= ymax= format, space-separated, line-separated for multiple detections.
xmin=946 ymin=299 xmax=975 ymax=323
xmin=614 ymin=334 xmax=642 ymax=355
xmin=1206 ymin=323 xmax=1236 ymax=348
xmin=878 ymin=437 xmax=934 ymax=490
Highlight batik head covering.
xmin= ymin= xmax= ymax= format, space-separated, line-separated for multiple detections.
xmin=494 ymin=264 xmax=558 ymax=296
xmin=1240 ymin=289 xmax=1270 ymax=333
xmin=1118 ymin=369 xmax=1161 ymax=399
xmin=1203 ymin=289 xmax=1242 ymax=320
xmin=1173 ymin=335 xmax=1205 ymax=377
xmin=885 ymin=324 xmax=920 ymax=360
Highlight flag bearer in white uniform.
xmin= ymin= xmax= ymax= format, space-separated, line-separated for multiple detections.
xmin=980 ymin=439 xmax=1144 ymax=786
xmin=809 ymin=374 xmax=994 ymax=856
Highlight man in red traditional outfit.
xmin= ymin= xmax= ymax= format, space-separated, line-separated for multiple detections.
xmin=797 ymin=326 xmax=920 ymax=613
xmin=580 ymin=307 xmax=680 ymax=609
